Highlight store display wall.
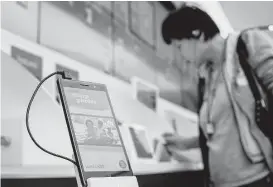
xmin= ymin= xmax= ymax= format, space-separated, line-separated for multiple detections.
xmin=1 ymin=1 xmax=198 ymax=112
xmin=1 ymin=2 xmax=39 ymax=42
xmin=1 ymin=29 xmax=200 ymax=174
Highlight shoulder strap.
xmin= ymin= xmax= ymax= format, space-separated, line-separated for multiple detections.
xmin=198 ymin=77 xmax=205 ymax=112
xmin=236 ymin=33 xmax=263 ymax=103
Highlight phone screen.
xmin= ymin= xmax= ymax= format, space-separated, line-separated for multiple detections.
xmin=62 ymin=85 xmax=130 ymax=173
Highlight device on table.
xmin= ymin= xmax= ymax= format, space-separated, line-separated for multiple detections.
xmin=171 ymin=119 xmax=178 ymax=134
xmin=153 ymin=137 xmax=172 ymax=162
xmin=56 ymin=78 xmax=135 ymax=185
xmin=154 ymin=119 xmax=178 ymax=161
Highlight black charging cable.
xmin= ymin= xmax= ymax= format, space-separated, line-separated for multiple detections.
xmin=25 ymin=71 xmax=87 ymax=187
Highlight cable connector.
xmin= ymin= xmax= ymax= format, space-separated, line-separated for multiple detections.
xmin=58 ymin=71 xmax=73 ymax=80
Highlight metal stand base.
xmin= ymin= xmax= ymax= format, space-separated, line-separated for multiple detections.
xmin=86 ymin=176 xmax=139 ymax=187
xmin=74 ymin=163 xmax=139 ymax=187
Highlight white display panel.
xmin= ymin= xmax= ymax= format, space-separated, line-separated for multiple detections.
xmin=114 ymin=2 xmax=128 ymax=26
xmin=131 ymin=76 xmax=159 ymax=112
xmin=1 ymin=1 xmax=39 ymax=42
xmin=130 ymin=2 xmax=155 ymax=47
xmin=40 ymin=2 xmax=112 ymax=72
xmin=123 ymin=124 xmax=155 ymax=163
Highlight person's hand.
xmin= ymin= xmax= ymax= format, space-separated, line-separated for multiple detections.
xmin=163 ymin=133 xmax=200 ymax=162
xmin=163 ymin=133 xmax=193 ymax=151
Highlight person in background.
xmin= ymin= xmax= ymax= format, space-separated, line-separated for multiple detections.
xmin=161 ymin=6 xmax=273 ymax=187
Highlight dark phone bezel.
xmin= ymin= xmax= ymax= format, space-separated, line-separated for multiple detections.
xmin=56 ymin=78 xmax=133 ymax=180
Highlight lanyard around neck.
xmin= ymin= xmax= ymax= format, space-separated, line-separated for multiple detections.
xmin=205 ymin=37 xmax=228 ymax=136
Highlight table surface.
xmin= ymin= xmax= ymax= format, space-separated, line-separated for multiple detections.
xmin=1 ymin=157 xmax=203 ymax=179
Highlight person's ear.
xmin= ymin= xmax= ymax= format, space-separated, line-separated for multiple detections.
xmin=192 ymin=29 xmax=201 ymax=38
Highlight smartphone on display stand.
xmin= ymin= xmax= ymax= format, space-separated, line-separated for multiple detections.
xmin=57 ymin=77 xmax=137 ymax=187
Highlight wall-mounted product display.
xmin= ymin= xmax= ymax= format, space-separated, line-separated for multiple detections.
xmin=49 ymin=1 xmax=112 ymax=45
xmin=95 ymin=1 xmax=112 ymax=15
xmin=129 ymin=2 xmax=155 ymax=48
xmin=41 ymin=1 xmax=195 ymax=108
xmin=41 ymin=2 xmax=112 ymax=72
xmin=113 ymin=2 xmax=128 ymax=27
xmin=86 ymin=2 xmax=112 ymax=39
xmin=11 ymin=46 xmax=43 ymax=80
xmin=113 ymin=23 xmax=156 ymax=84
xmin=1 ymin=1 xmax=39 ymax=42
xmin=130 ymin=33 xmax=157 ymax=84
xmin=131 ymin=76 xmax=159 ymax=112
xmin=112 ymin=23 xmax=136 ymax=81
xmin=155 ymin=4 xmax=172 ymax=63
xmin=16 ymin=1 xmax=28 ymax=9
xmin=154 ymin=55 xmax=183 ymax=106
xmin=2 ymin=1 xmax=233 ymax=112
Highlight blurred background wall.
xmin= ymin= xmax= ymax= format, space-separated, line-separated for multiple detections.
xmin=2 ymin=1 xmax=190 ymax=110
xmin=2 ymin=1 xmax=272 ymax=111
xmin=1 ymin=1 xmax=230 ymax=113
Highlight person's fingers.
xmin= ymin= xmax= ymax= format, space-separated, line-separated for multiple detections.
xmin=167 ymin=146 xmax=193 ymax=162
xmin=163 ymin=134 xmax=182 ymax=144
xmin=169 ymin=146 xmax=203 ymax=163
xmin=166 ymin=142 xmax=187 ymax=151
xmin=162 ymin=132 xmax=173 ymax=137
xmin=165 ymin=144 xmax=178 ymax=152
xmin=167 ymin=146 xmax=186 ymax=162
xmin=164 ymin=142 xmax=177 ymax=151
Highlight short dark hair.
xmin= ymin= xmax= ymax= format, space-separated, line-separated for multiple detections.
xmin=162 ymin=6 xmax=220 ymax=45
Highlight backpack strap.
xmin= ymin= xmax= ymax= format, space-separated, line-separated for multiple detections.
xmin=197 ymin=77 xmax=210 ymax=186
xmin=236 ymin=33 xmax=265 ymax=106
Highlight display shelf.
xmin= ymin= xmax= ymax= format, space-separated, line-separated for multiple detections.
xmin=133 ymin=162 xmax=203 ymax=175
xmin=1 ymin=161 xmax=203 ymax=179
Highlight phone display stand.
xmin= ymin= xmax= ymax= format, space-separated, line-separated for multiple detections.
xmin=73 ymin=157 xmax=139 ymax=187
xmin=154 ymin=138 xmax=172 ymax=162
